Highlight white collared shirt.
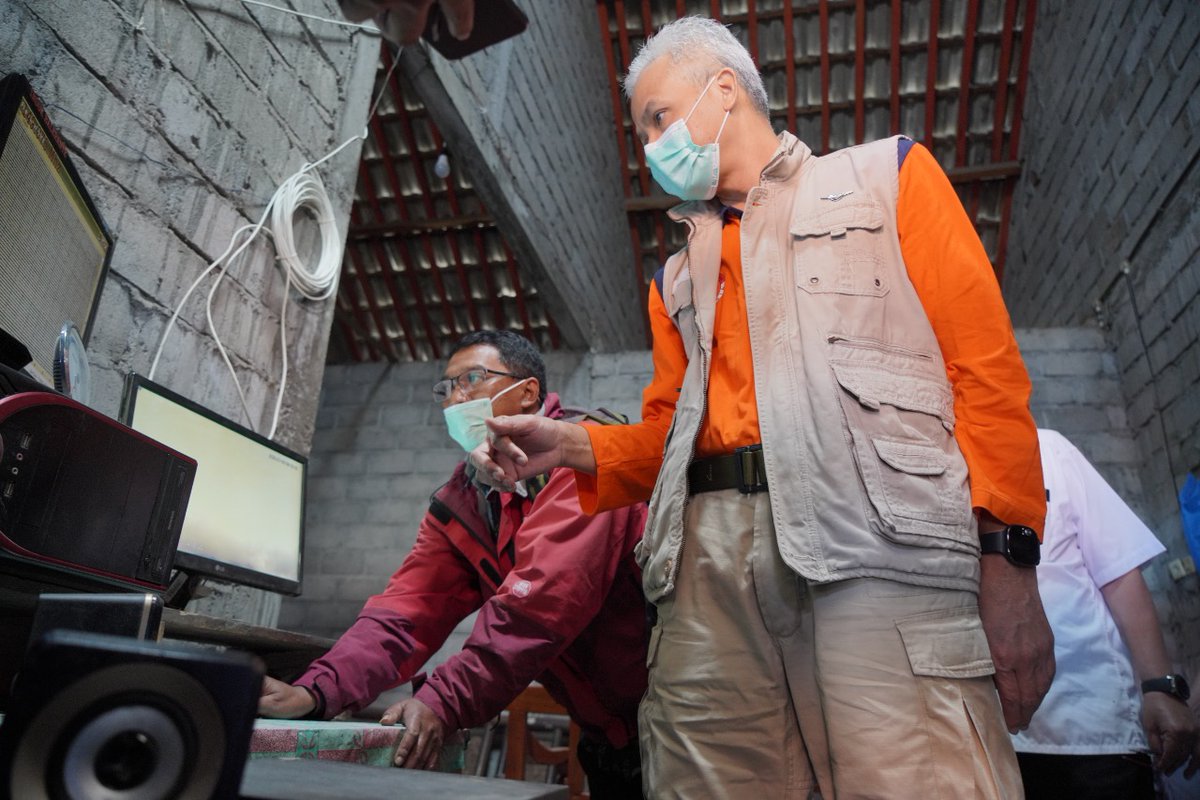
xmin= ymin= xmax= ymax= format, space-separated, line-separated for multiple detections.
xmin=1011 ymin=429 xmax=1166 ymax=755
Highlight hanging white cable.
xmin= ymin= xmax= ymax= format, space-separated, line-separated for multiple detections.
xmin=149 ymin=223 xmax=259 ymax=383
xmin=150 ymin=48 xmax=401 ymax=437
xmin=238 ymin=0 xmax=382 ymax=33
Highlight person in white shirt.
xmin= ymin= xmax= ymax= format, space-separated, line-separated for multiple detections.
xmin=1013 ymin=429 xmax=1199 ymax=798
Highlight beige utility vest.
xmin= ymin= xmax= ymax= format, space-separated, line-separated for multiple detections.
xmin=637 ymin=133 xmax=981 ymax=603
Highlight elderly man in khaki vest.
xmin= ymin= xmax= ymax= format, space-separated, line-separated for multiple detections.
xmin=478 ymin=16 xmax=1054 ymax=799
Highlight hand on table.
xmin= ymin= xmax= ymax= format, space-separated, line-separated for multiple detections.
xmin=258 ymin=675 xmax=317 ymax=719
xmin=381 ymin=697 xmax=448 ymax=770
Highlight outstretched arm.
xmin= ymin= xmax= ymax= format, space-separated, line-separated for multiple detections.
xmin=474 ymin=414 xmax=596 ymax=490
xmin=258 ymin=512 xmax=482 ymax=723
xmin=1102 ymin=568 xmax=1199 ymax=776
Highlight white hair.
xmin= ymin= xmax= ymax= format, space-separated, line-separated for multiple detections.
xmin=623 ymin=17 xmax=770 ymax=118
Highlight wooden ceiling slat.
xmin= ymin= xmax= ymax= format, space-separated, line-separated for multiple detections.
xmin=819 ymin=0 xmax=831 ymax=153
xmin=382 ymin=48 xmax=460 ymax=349
xmin=1008 ymin=0 xmax=1038 ymax=161
xmin=890 ymin=0 xmax=902 ymax=134
xmin=924 ymin=0 xmax=941 ymax=151
xmin=956 ymin=0 xmax=981 ymax=167
xmin=473 ymin=229 xmax=508 ymax=331
xmin=354 ymin=147 xmax=424 ymax=360
xmin=502 ymin=243 xmax=536 ymax=341
xmin=992 ymin=0 xmax=1020 ymax=161
xmin=855 ymin=0 xmax=866 ymax=144
xmin=347 ymin=246 xmax=402 ymax=362
xmin=783 ymin=2 xmax=798 ymax=133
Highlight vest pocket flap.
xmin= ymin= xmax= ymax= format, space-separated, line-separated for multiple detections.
xmin=790 ymin=199 xmax=886 ymax=238
xmin=896 ymin=606 xmax=994 ymax=679
xmin=829 ymin=358 xmax=956 ymax=428
xmin=873 ymin=436 xmax=949 ymax=476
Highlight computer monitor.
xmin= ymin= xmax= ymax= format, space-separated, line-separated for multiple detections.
xmin=119 ymin=374 xmax=306 ymax=597
xmin=0 ymin=74 xmax=113 ymax=384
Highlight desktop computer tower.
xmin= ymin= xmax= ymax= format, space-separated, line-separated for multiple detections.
xmin=0 ymin=383 xmax=196 ymax=593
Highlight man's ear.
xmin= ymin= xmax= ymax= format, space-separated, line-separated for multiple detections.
xmin=519 ymin=379 xmax=541 ymax=413
xmin=716 ymin=67 xmax=739 ymax=112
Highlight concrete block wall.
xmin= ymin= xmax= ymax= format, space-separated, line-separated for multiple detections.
xmin=1004 ymin=0 xmax=1200 ymax=673
xmin=3 ymin=0 xmax=377 ymax=448
xmin=2 ymin=1 xmax=379 ymax=621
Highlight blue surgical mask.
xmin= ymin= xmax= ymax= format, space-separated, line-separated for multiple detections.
xmin=643 ymin=74 xmax=731 ymax=201
xmin=443 ymin=378 xmax=529 ymax=453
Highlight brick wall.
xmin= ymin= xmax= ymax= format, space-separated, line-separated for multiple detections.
xmin=291 ymin=328 xmax=1200 ymax=685
xmin=2 ymin=1 xmax=378 ymax=621
xmin=1005 ymin=0 xmax=1200 ymax=673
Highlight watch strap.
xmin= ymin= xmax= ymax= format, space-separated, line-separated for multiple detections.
xmin=1141 ymin=674 xmax=1190 ymax=701
xmin=979 ymin=530 xmax=1006 ymax=556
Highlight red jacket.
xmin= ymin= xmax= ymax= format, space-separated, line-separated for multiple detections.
xmin=296 ymin=395 xmax=649 ymax=748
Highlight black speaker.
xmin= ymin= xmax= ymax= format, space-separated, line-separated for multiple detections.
xmin=0 ymin=630 xmax=263 ymax=799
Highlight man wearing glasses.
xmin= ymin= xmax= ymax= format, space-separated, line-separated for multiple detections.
xmin=260 ymin=330 xmax=648 ymax=799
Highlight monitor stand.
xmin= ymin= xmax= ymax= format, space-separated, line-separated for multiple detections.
xmin=164 ymin=568 xmax=203 ymax=610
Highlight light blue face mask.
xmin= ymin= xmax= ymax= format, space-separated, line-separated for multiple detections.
xmin=642 ymin=74 xmax=731 ymax=201
xmin=442 ymin=377 xmax=529 ymax=453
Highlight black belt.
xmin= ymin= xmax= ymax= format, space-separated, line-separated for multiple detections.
xmin=687 ymin=444 xmax=768 ymax=495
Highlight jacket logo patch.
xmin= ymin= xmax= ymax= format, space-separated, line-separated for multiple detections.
xmin=511 ymin=579 xmax=532 ymax=598
xmin=820 ymin=190 xmax=854 ymax=202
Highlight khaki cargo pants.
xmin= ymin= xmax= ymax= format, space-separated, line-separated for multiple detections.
xmin=639 ymin=490 xmax=1023 ymax=799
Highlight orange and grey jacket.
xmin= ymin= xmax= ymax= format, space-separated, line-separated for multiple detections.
xmin=581 ymin=134 xmax=1044 ymax=602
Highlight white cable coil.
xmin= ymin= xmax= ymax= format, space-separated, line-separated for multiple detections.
xmin=150 ymin=149 xmax=349 ymax=440
xmin=271 ymin=169 xmax=341 ymax=301
xmin=149 ymin=33 xmax=401 ymax=442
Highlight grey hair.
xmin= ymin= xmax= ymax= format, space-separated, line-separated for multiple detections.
xmin=623 ymin=17 xmax=770 ymax=118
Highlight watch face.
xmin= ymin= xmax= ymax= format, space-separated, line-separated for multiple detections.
xmin=1172 ymin=675 xmax=1191 ymax=701
xmin=1007 ymin=525 xmax=1041 ymax=566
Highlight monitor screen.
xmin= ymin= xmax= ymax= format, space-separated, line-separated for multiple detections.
xmin=119 ymin=374 xmax=306 ymax=596
xmin=0 ymin=74 xmax=112 ymax=384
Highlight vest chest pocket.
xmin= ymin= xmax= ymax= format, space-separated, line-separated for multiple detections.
xmin=792 ymin=199 xmax=889 ymax=297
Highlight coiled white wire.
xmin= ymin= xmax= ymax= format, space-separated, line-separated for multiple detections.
xmin=150 ymin=48 xmax=400 ymax=440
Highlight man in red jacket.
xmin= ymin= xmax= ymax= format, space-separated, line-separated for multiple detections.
xmin=260 ymin=330 xmax=648 ymax=798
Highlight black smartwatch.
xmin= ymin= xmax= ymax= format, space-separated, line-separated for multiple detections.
xmin=979 ymin=525 xmax=1041 ymax=567
xmin=1141 ymin=674 xmax=1191 ymax=702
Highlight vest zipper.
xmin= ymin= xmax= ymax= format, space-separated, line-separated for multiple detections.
xmin=668 ymin=227 xmax=709 ymax=590
xmin=826 ymin=333 xmax=933 ymax=360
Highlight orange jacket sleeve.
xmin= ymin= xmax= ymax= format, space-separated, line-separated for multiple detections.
xmin=575 ymin=281 xmax=686 ymax=513
xmin=898 ymin=143 xmax=1046 ymax=535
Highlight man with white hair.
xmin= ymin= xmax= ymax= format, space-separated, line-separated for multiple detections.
xmin=478 ymin=17 xmax=1053 ymax=798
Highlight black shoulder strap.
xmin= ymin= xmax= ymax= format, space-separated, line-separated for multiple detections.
xmin=428 ymin=496 xmax=453 ymax=525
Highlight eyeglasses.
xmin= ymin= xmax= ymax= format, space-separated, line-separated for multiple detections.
xmin=432 ymin=367 xmax=521 ymax=403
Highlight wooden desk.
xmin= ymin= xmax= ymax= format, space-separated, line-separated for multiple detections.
xmin=0 ymin=583 xmax=336 ymax=705
xmin=240 ymin=758 xmax=568 ymax=800
xmin=161 ymin=608 xmax=335 ymax=680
